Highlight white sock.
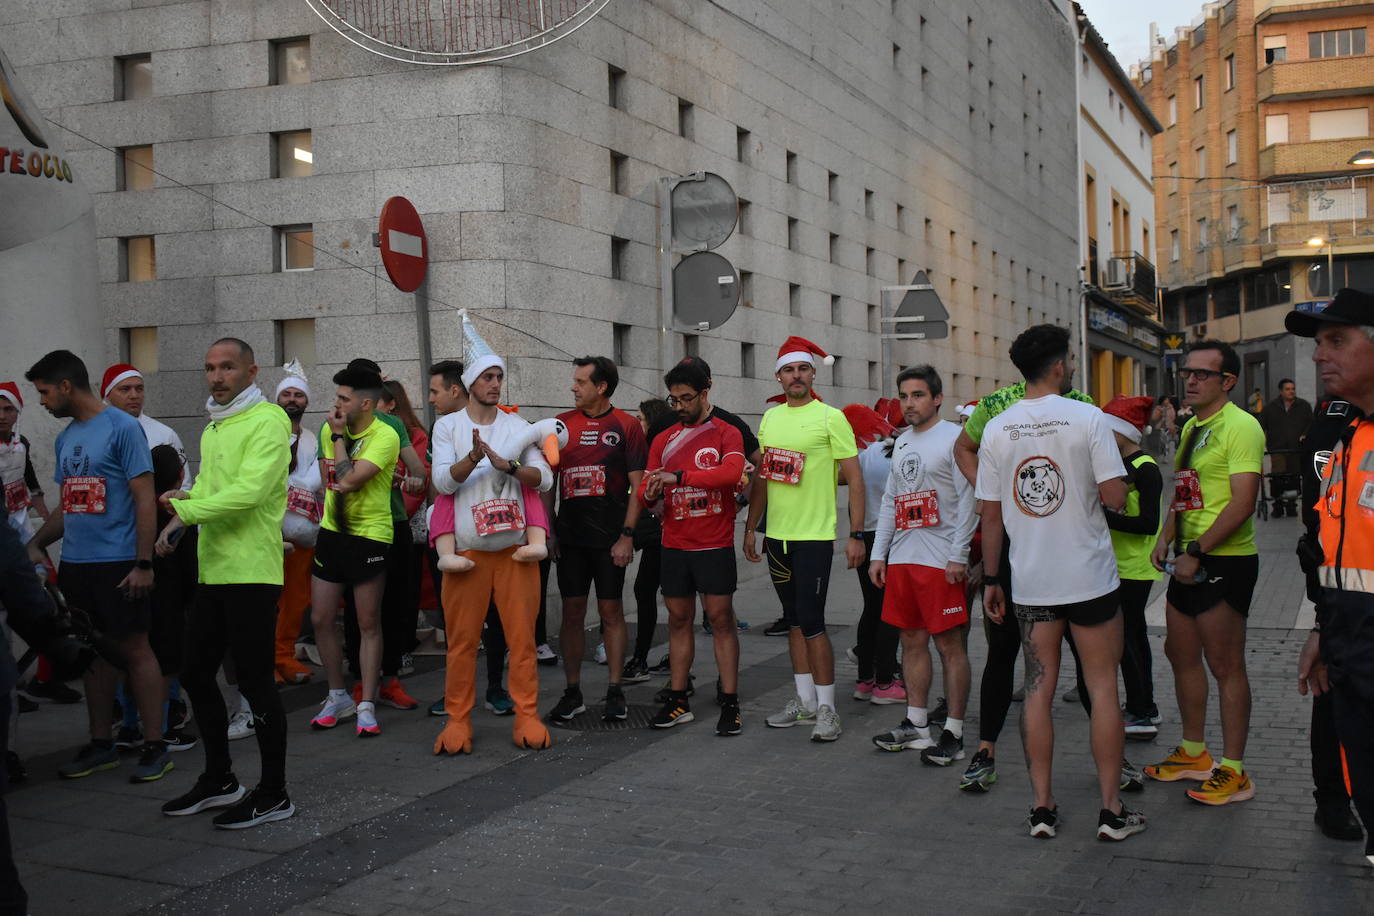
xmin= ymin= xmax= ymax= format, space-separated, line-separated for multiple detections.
xmin=945 ymin=717 xmax=964 ymax=739
xmin=329 ymin=688 xmax=349 ymax=701
xmin=224 ymin=685 xmax=243 ymax=713
xmin=907 ymin=706 xmax=928 ymax=728
xmin=794 ymin=674 xmax=818 ymax=711
xmin=815 ymin=682 xmax=836 ymax=711
xmin=238 ymin=695 xmax=251 ymax=715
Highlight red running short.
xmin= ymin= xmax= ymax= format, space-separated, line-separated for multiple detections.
xmin=880 ymin=563 xmax=969 ymax=635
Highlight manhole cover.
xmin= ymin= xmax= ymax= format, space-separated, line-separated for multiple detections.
xmin=548 ymin=704 xmax=657 ymax=731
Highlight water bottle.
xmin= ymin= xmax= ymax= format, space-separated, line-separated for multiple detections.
xmin=1164 ymin=561 xmax=1208 ymax=584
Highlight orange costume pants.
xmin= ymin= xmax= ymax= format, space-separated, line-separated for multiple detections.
xmin=435 ymin=545 xmax=550 ymax=753
xmin=275 ymin=546 xmax=315 ymax=677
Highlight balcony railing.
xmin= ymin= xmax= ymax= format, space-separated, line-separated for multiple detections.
xmin=1260 ymin=139 xmax=1374 ymax=180
xmin=1257 ymin=55 xmax=1374 ymax=102
xmin=1102 ymin=252 xmax=1157 ymax=315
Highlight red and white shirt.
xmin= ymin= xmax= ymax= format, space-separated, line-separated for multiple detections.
xmin=638 ymin=414 xmax=745 ymax=551
xmin=554 ymin=407 xmax=648 ymax=547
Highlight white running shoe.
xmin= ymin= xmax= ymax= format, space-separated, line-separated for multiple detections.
xmin=356 ymin=701 xmax=380 ymax=737
xmin=810 ymin=704 xmax=842 ymax=742
xmin=311 ymin=693 xmax=357 ymax=730
xmin=593 ymin=642 xmax=607 ymax=665
xmin=226 ymin=708 xmax=255 ymax=741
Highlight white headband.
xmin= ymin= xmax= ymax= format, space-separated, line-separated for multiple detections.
xmin=275 ymin=376 xmax=311 ymax=400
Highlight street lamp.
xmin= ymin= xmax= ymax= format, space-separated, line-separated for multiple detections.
xmin=1349 ymin=149 xmax=1374 ymax=166
xmin=1307 ymin=235 xmax=1336 ymax=297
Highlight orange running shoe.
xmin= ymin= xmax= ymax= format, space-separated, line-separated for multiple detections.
xmin=1143 ymin=746 xmax=1215 ymax=782
xmin=378 ymin=677 xmax=420 ymax=710
xmin=1186 ymin=766 xmax=1255 ymax=806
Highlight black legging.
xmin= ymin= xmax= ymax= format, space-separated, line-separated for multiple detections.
xmin=977 ymin=534 xmax=1021 ymax=744
xmin=1066 ymin=577 xmax=1155 ymax=717
xmin=633 ymin=543 xmax=661 ymax=663
xmin=854 ymin=531 xmax=899 ymax=683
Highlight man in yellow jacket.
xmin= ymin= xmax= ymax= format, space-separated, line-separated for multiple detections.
xmin=153 ymin=337 xmax=294 ymax=830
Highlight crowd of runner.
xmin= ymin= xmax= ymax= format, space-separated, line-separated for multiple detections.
xmin=1 ymin=301 xmax=1372 ymax=915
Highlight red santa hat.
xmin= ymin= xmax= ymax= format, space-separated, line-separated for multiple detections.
xmin=842 ymin=404 xmax=896 ymax=448
xmin=101 ymin=363 xmax=143 ymax=400
xmin=1102 ymin=395 xmax=1155 ymax=444
xmin=0 ymin=382 xmax=21 ymax=410
xmin=873 ymin=397 xmax=907 ymax=429
xmin=957 ymin=399 xmax=979 ymax=420
xmin=775 ymin=335 xmax=834 ymax=373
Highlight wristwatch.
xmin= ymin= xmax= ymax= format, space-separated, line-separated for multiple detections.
xmin=135 ymin=558 xmax=153 ymax=571
xmin=1185 ymin=540 xmax=1204 ymax=559
xmin=505 ymin=458 xmax=522 ymax=475
xmin=849 ymin=530 xmax=864 ymax=541
xmin=331 ymin=433 xmax=346 ymax=441
xmin=621 ymin=526 xmax=635 ymax=538
xmin=983 ymin=574 xmax=1002 ymax=587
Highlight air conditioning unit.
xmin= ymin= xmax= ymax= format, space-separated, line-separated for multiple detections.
xmin=1104 ymin=258 xmax=1129 ymax=289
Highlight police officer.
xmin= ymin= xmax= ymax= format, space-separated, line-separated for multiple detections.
xmin=1286 ymin=287 xmax=1374 ymax=867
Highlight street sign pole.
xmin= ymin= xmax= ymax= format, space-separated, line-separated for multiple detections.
xmin=416 ymin=276 xmax=434 ymax=429
xmin=658 ymin=176 xmax=675 ymax=379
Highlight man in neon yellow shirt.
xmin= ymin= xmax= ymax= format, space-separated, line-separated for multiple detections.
xmin=308 ymin=367 xmax=401 ymax=738
xmin=1146 ymin=340 xmax=1263 ymax=806
xmin=745 ymin=335 xmax=864 ymax=742
xmin=155 ymin=337 xmax=294 ymax=829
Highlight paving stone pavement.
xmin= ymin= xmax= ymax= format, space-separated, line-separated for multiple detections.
xmin=7 ymin=512 xmax=1370 ymax=914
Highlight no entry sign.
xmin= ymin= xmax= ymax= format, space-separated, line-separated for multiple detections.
xmin=378 ymin=196 xmax=428 ymax=292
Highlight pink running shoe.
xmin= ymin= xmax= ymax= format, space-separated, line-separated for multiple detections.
xmin=870 ymin=680 xmax=907 ymax=705
xmin=852 ymin=679 xmax=875 ymax=701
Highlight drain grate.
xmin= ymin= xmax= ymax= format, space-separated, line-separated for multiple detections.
xmin=548 ymin=704 xmax=657 ymax=731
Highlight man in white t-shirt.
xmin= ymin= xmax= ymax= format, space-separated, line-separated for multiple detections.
xmin=975 ymin=325 xmax=1144 ymax=843
xmin=103 ymin=364 xmax=190 ymax=487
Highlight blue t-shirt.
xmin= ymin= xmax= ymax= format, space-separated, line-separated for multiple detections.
xmin=53 ymin=407 xmax=153 ymax=563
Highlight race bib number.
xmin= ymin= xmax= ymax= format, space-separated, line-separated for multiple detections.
xmin=760 ymin=447 xmax=805 ymax=485
xmin=471 ymin=498 xmax=524 ymax=537
xmin=1359 ymin=481 xmax=1374 ymax=512
xmin=670 ymin=485 xmax=723 ymax=520
xmin=4 ymin=479 xmax=28 ymax=514
xmin=62 ymin=476 xmax=107 ymax=514
xmin=287 ymin=485 xmax=321 ymax=523
xmin=895 ymin=489 xmax=940 ymax=530
xmin=561 ymin=465 xmax=607 ymax=499
xmin=1172 ymin=469 xmax=1203 ymax=512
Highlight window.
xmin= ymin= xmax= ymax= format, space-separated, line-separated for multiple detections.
xmin=1227 ymin=205 xmax=1241 ymax=241
xmin=1310 ymin=108 xmax=1370 ymax=141
xmin=1226 ymin=129 xmax=1237 ymax=165
xmin=738 ymin=270 xmax=753 ymax=307
xmin=864 ymin=188 xmax=874 ymax=219
xmin=1243 ymin=264 xmax=1291 ymax=311
xmin=273 ymin=130 xmax=312 ymax=178
xmin=736 ymin=127 xmax=750 ymax=163
xmin=683 ymin=334 xmax=699 ymax=358
xmin=892 ymin=43 xmax=901 ymax=69
xmin=1267 ymin=190 xmax=1292 ymax=225
xmin=119 ymin=145 xmax=154 ymax=191
xmin=271 ymin=38 xmax=310 ymax=85
xmin=741 ymin=342 xmax=755 ymax=377
xmin=275 ymin=318 xmax=316 ymax=366
xmin=1168 ymin=161 xmax=1179 ymax=194
xmin=116 ymin=54 xmax=152 ymax=100
xmin=1213 ymin=281 xmax=1240 ymax=318
xmin=1265 ymin=113 xmax=1289 ymax=145
xmin=827 ymin=171 xmax=838 ymax=202
xmin=609 ymin=151 xmax=627 ymax=195
xmin=122 ymin=236 xmax=156 ymax=282
xmin=1193 ymin=75 xmax=1204 ymax=109
xmin=896 ymin=203 xmax=907 ymax=233
xmin=1184 ymin=289 xmax=1208 ymax=325
xmin=610 ymin=236 xmax=629 ymax=280
xmin=122 ymin=327 xmax=158 ymax=372
xmin=1310 ymin=28 xmax=1366 ymax=59
xmin=677 ymin=99 xmax=694 ymax=139
xmin=607 ymin=64 xmax=625 ymax=109
xmin=613 ymin=323 xmax=630 ymax=367
xmin=868 ymin=302 xmax=878 ymax=332
xmin=1263 ymin=35 xmax=1287 ymax=65
xmin=1170 ymin=229 xmax=1180 ymax=262
xmin=1167 ymin=96 xmax=1177 ymax=125
xmin=831 ymin=294 xmax=842 ymax=326
xmin=1224 ymin=54 xmax=1235 ymax=90
xmin=1197 ymin=217 xmax=1209 ymax=247
xmin=737 ymin=199 xmax=751 ymax=236
xmin=865 ymin=247 xmax=875 ymax=276
xmin=1309 ymin=187 xmax=1367 ymax=221
xmin=1195 ymin=146 xmax=1206 ymax=178
xmin=785 ymin=151 xmax=797 ymax=184
xmin=788 ymin=283 xmax=801 ymax=317
xmin=828 ymin=232 xmax=839 ymax=263
xmin=787 ymin=218 xmax=799 ymax=251
xmin=278 ymin=225 xmax=313 ymax=270
xmin=868 ymin=361 xmax=879 ymax=390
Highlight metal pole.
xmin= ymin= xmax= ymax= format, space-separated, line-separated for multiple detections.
xmin=658 ymin=176 xmax=675 ymax=379
xmin=416 ymin=275 xmax=434 ymax=430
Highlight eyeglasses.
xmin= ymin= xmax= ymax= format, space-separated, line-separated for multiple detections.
xmin=666 ymin=392 xmax=700 ymax=408
xmin=1178 ymin=368 xmax=1233 ymax=382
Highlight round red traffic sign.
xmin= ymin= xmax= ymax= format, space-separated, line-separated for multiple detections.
xmin=378 ymin=196 xmax=428 ymax=292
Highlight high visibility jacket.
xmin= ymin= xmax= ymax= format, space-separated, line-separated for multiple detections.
xmin=1317 ymin=418 xmax=1374 ymax=593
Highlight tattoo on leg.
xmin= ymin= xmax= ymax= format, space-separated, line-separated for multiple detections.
xmin=1021 ymin=622 xmax=1045 ymax=696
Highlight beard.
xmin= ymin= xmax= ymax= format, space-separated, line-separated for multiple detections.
xmin=281 ymin=403 xmax=305 ymax=420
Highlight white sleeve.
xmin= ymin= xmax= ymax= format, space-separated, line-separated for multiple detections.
xmin=974 ymin=431 xmax=1000 ymax=502
xmin=431 ymin=415 xmax=460 ymax=495
xmin=871 ymin=461 xmax=898 ymax=562
xmin=1089 ymin=412 xmax=1128 ymax=484
xmin=948 ymin=439 xmax=978 ymax=565
xmin=520 ymin=438 xmax=554 ymax=492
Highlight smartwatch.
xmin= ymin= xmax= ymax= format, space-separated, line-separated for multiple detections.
xmin=849 ymin=530 xmax=865 ymax=541
xmin=983 ymin=574 xmax=1002 ymax=587
xmin=1185 ymin=540 xmax=1204 ymax=559
xmin=135 ymin=559 xmax=153 ymax=571
xmin=621 ymin=526 xmax=635 ymax=538
xmin=506 ymin=458 xmax=522 ymax=475
xmin=331 ymin=433 xmax=346 ymax=441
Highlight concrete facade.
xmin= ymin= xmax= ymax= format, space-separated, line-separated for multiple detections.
xmin=4 ymin=0 xmax=1082 ymax=449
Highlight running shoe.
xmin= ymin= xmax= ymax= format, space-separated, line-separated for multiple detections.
xmin=622 ymin=658 xmax=652 ymax=683
xmin=651 ymin=694 xmax=694 ymax=728
xmin=603 ymin=685 xmax=628 ymax=721
xmin=764 ymin=618 xmax=789 ymax=637
xmin=213 ymin=786 xmax=295 ymax=830
xmin=870 ymin=680 xmax=906 ymax=705
xmin=428 ymin=697 xmax=448 ymax=716
xmin=23 ymin=679 xmax=82 ymax=704
xmin=959 ymin=749 xmax=997 ymax=792
xmin=536 ymin=643 xmax=559 ymax=667
xmin=296 ymin=638 xmax=323 ymax=667
xmin=1027 ymin=806 xmax=1059 ymax=838
xmin=1121 ymin=758 xmax=1145 ymax=793
xmin=378 ymin=678 xmax=420 ymax=710
xmin=1062 ymin=687 xmax=1082 ymax=704
xmin=593 ymin=642 xmax=607 ymax=665
xmin=130 ymin=743 xmax=174 ymax=783
xmin=310 ymin=693 xmax=357 ymax=730
xmin=58 ymin=742 xmax=120 ymax=779
xmin=654 ymin=676 xmax=695 ymax=704
xmin=115 ymin=725 xmax=143 ymax=751
xmin=161 ymin=728 xmax=198 ymax=752
xmin=920 ymin=728 xmax=965 ymax=766
xmin=484 ymin=686 xmax=515 ymax=716
xmin=871 ymin=718 xmax=933 ymax=752
xmin=1097 ymin=806 xmax=1147 ymax=841
xmin=845 ymin=646 xmax=861 ymax=665
xmin=648 ymin=654 xmax=672 ymax=676
xmin=162 ymin=774 xmax=246 ymax=816
xmin=701 ymin=620 xmax=712 ymax=635
xmin=548 ymin=686 xmax=586 ymax=721
xmin=1315 ymin=801 xmax=1364 ymax=841
xmin=929 ymin=696 xmax=949 ymax=726
xmin=810 ymin=704 xmax=842 ymax=742
xmin=765 ymin=697 xmax=817 ymax=728
xmin=1185 ymin=766 xmax=1255 ymax=806
xmin=852 ymin=678 xmax=875 ymax=701
xmin=356 ymin=701 xmax=380 ymax=737
xmin=736 ymin=619 xmax=750 ymax=631
xmin=227 ymin=708 xmax=256 ymax=741
xmin=716 ymin=702 xmax=742 ymax=736
xmin=168 ymin=697 xmax=192 ymax=729
xmin=1143 ymin=746 xmax=1215 ymax=782
xmin=1148 ymin=706 xmax=1162 ymax=726
xmin=1123 ymin=710 xmax=1159 ymax=740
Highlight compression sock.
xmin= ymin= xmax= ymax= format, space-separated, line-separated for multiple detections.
xmin=906 ymin=706 xmax=928 ymax=728
xmin=1181 ymin=738 xmax=1208 ymax=758
xmin=945 ymin=717 xmax=965 ymax=739
xmin=1220 ymin=757 xmax=1244 ymax=775
xmin=794 ymin=674 xmax=818 ymax=711
xmin=816 ymin=683 xmax=836 ymax=710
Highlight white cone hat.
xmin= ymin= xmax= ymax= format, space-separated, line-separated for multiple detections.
xmin=460 ymin=309 xmax=505 ymax=388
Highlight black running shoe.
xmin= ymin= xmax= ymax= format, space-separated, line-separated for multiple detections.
xmin=212 ymin=786 xmax=295 ymax=830
xmin=764 ymin=618 xmax=789 ymax=637
xmin=622 ymin=658 xmax=651 ymax=683
xmin=163 ymin=774 xmax=246 ymax=816
xmin=161 ymin=728 xmax=199 ymax=752
xmin=1097 ymin=805 xmax=1147 ymax=841
xmin=1027 ymin=805 xmax=1059 ymax=838
xmin=919 ymin=728 xmax=965 ymax=767
xmin=651 ymin=694 xmax=694 ymax=728
xmin=929 ymin=696 xmax=948 ymax=726
xmin=647 ymin=655 xmax=672 ymax=676
xmin=168 ymin=697 xmax=192 ymax=730
xmin=654 ymin=675 xmax=694 ymax=705
xmin=548 ymin=686 xmax=586 ymax=722
xmin=603 ymin=686 xmax=628 ymax=722
xmin=24 ymin=679 xmax=82 ymax=704
xmin=114 ymin=725 xmax=143 ymax=751
xmin=129 ymin=743 xmax=174 ymax=783
xmin=715 ymin=702 xmax=741 ymax=736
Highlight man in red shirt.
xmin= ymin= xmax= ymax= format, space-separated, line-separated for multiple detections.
xmin=547 ymin=356 xmax=647 ymax=723
xmin=639 ymin=361 xmax=747 ymax=736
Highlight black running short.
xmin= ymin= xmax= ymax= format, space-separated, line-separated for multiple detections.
xmin=1014 ymin=590 xmax=1119 ymax=627
xmin=1166 ymin=553 xmax=1259 ymax=618
xmin=313 ymin=528 xmax=388 ymax=585
xmin=764 ymin=538 xmax=833 ymax=639
xmin=556 ymin=543 xmax=626 ymax=600
xmin=660 ymin=546 xmax=736 ymax=598
xmin=58 ymin=560 xmax=151 ymax=639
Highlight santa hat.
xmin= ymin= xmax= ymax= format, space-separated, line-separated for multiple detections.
xmin=957 ymin=400 xmax=978 ymax=420
xmin=874 ymin=397 xmax=907 ymax=429
xmin=1102 ymin=395 xmax=1154 ymax=444
xmin=842 ymin=404 xmax=895 ymax=448
xmin=775 ymin=335 xmax=834 ymax=373
xmin=101 ymin=363 xmax=142 ymax=400
xmin=274 ymin=357 xmax=311 ymax=400
xmin=0 ymin=382 xmax=21 ymax=410
xmin=460 ymin=309 xmax=505 ymax=389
